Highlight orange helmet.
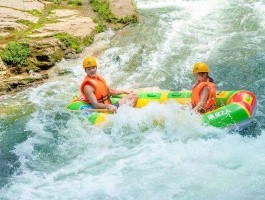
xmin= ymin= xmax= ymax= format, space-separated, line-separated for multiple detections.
xmin=83 ymin=56 xmax=97 ymax=69
xmin=193 ymin=62 xmax=209 ymax=73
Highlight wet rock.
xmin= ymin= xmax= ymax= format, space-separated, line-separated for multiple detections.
xmin=0 ymin=84 xmax=12 ymax=94
xmin=109 ymin=0 xmax=137 ymax=19
xmin=29 ymin=38 xmax=64 ymax=70
xmin=64 ymin=48 xmax=79 ymax=59
xmin=0 ymin=0 xmax=139 ymax=96
xmin=0 ymin=59 xmax=7 ymax=71
xmin=55 ymin=69 xmax=72 ymax=76
xmin=0 ymin=73 xmax=49 ymax=95
xmin=29 ymin=70 xmax=42 ymax=79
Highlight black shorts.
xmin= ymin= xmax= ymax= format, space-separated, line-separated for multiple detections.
xmin=112 ymin=102 xmax=119 ymax=108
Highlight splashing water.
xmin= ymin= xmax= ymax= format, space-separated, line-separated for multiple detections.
xmin=1 ymin=0 xmax=265 ymax=199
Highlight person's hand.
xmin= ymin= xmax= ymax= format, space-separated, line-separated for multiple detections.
xmin=123 ymin=90 xmax=135 ymax=94
xmin=107 ymin=104 xmax=117 ymax=113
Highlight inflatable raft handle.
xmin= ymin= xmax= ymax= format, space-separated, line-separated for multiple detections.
xmin=171 ymin=93 xmax=181 ymax=97
xmin=147 ymin=94 xmax=158 ymax=97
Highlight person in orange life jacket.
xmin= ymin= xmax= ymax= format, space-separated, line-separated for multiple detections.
xmin=191 ymin=62 xmax=216 ymax=113
xmin=80 ymin=56 xmax=138 ymax=113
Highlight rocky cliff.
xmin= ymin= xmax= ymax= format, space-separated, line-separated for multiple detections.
xmin=0 ymin=0 xmax=138 ymax=95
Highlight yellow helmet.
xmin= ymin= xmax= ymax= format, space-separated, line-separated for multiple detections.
xmin=193 ymin=62 xmax=209 ymax=73
xmin=83 ymin=56 xmax=97 ymax=69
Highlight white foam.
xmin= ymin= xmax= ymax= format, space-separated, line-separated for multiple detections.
xmin=1 ymin=0 xmax=264 ymax=199
xmin=2 ymin=121 xmax=265 ymax=199
xmin=137 ymin=0 xmax=220 ymax=19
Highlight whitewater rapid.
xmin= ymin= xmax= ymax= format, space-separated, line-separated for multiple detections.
xmin=1 ymin=0 xmax=265 ymax=199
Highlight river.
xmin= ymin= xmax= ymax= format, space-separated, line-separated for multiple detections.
xmin=1 ymin=0 xmax=265 ymax=199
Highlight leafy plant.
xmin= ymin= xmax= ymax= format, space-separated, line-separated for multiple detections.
xmin=95 ymin=21 xmax=107 ymax=33
xmin=90 ymin=0 xmax=116 ymax=23
xmin=55 ymin=33 xmax=81 ymax=53
xmin=82 ymin=36 xmax=94 ymax=46
xmin=67 ymin=0 xmax=83 ymax=6
xmin=118 ymin=15 xmax=138 ymax=24
xmin=90 ymin=0 xmax=138 ymax=27
xmin=1 ymin=41 xmax=31 ymax=67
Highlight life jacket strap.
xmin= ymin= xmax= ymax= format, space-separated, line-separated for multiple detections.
xmin=97 ymin=94 xmax=110 ymax=104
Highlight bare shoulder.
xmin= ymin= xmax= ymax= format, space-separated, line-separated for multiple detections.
xmin=84 ymin=84 xmax=94 ymax=93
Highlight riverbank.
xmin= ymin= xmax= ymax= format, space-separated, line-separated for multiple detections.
xmin=0 ymin=0 xmax=138 ymax=95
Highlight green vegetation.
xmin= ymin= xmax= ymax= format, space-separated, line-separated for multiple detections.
xmin=90 ymin=0 xmax=138 ymax=33
xmin=45 ymin=0 xmax=61 ymax=4
xmin=67 ymin=0 xmax=83 ymax=6
xmin=22 ymin=77 xmax=36 ymax=84
xmin=51 ymin=49 xmax=64 ymax=61
xmin=95 ymin=21 xmax=107 ymax=33
xmin=16 ymin=20 xmax=36 ymax=27
xmin=27 ymin=62 xmax=40 ymax=72
xmin=0 ymin=0 xmax=137 ymax=72
xmin=27 ymin=9 xmax=42 ymax=17
xmin=1 ymin=41 xmax=31 ymax=67
xmin=38 ymin=16 xmax=59 ymax=24
xmin=82 ymin=36 xmax=94 ymax=46
xmin=119 ymin=15 xmax=138 ymax=24
xmin=54 ymin=33 xmax=81 ymax=53
xmin=7 ymin=21 xmax=43 ymax=40
xmin=90 ymin=0 xmax=116 ymax=23
xmin=54 ymin=34 xmax=94 ymax=53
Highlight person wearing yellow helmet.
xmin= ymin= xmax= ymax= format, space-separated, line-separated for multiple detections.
xmin=191 ymin=62 xmax=216 ymax=113
xmin=79 ymin=56 xmax=138 ymax=113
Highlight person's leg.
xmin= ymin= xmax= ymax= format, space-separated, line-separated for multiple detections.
xmin=118 ymin=92 xmax=138 ymax=107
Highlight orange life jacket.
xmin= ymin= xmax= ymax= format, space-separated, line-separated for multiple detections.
xmin=191 ymin=81 xmax=216 ymax=113
xmin=79 ymin=75 xmax=111 ymax=104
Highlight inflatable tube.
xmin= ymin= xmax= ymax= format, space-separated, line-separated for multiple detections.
xmin=66 ymin=90 xmax=257 ymax=130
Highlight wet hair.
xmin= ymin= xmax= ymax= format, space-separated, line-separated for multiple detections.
xmin=198 ymin=72 xmax=214 ymax=83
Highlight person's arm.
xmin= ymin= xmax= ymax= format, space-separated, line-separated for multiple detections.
xmin=192 ymin=86 xmax=209 ymax=112
xmin=84 ymin=85 xmax=117 ymax=112
xmin=108 ymin=88 xmax=131 ymax=96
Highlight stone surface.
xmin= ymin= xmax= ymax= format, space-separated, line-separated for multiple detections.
xmin=0 ymin=0 xmax=139 ymax=96
xmin=29 ymin=70 xmax=42 ymax=78
xmin=109 ymin=0 xmax=137 ymax=19
xmin=30 ymin=15 xmax=96 ymax=38
xmin=0 ymin=0 xmax=44 ymax=11
xmin=0 ymin=22 xmax=27 ymax=37
xmin=0 ymin=58 xmax=6 ymax=71
xmin=29 ymin=38 xmax=65 ymax=70
xmin=0 ymin=7 xmax=39 ymax=23
xmin=50 ymin=9 xmax=79 ymax=18
xmin=0 ymin=7 xmax=39 ymax=36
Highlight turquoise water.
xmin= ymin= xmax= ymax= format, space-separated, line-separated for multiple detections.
xmin=1 ymin=0 xmax=265 ymax=199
